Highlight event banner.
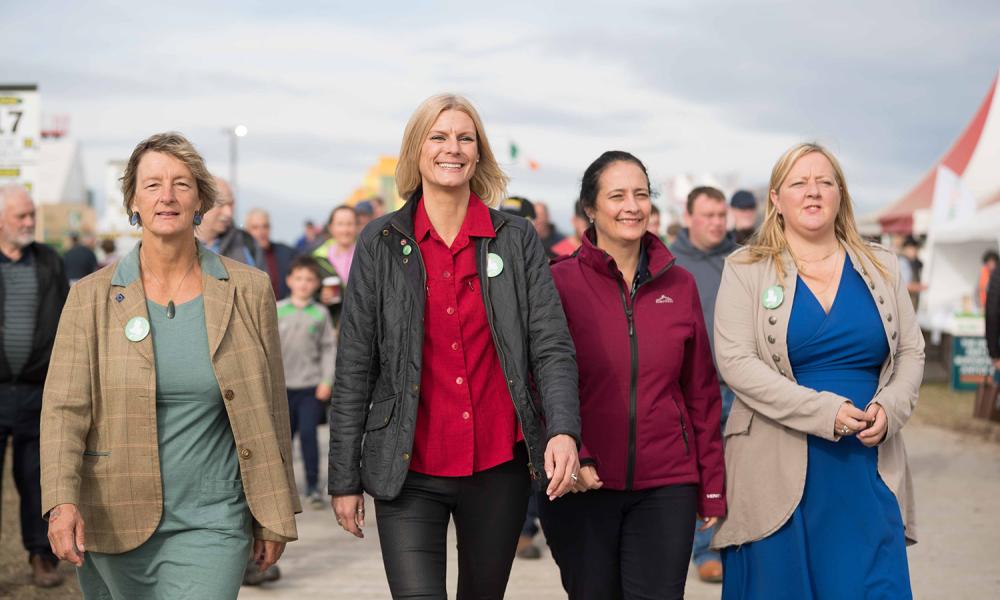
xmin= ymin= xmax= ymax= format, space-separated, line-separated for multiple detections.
xmin=0 ymin=84 xmax=40 ymax=192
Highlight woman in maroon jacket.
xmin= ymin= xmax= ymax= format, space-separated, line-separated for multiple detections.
xmin=540 ymin=151 xmax=726 ymax=600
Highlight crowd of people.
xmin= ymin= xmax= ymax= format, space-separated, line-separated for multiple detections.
xmin=0 ymin=92 xmax=931 ymax=599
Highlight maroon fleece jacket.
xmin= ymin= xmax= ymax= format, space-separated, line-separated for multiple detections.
xmin=550 ymin=230 xmax=726 ymax=517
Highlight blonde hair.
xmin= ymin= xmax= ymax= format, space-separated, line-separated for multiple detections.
xmin=395 ymin=94 xmax=508 ymax=207
xmin=744 ymin=142 xmax=889 ymax=281
xmin=120 ymin=132 xmax=217 ymax=217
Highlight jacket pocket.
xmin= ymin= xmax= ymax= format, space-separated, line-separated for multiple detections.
xmin=724 ymin=407 xmax=753 ymax=438
xmin=82 ymin=450 xmax=111 ymax=457
xmin=365 ymin=393 xmax=398 ymax=432
xmin=668 ymin=394 xmax=691 ymax=455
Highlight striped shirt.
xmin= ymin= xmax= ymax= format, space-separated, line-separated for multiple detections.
xmin=1 ymin=250 xmax=38 ymax=378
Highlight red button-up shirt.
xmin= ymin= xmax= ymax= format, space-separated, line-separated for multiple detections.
xmin=410 ymin=194 xmax=522 ymax=477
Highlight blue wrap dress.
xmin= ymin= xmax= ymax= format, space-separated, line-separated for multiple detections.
xmin=721 ymin=255 xmax=911 ymax=600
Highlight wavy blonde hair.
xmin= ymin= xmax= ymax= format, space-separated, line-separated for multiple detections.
xmin=744 ymin=142 xmax=889 ymax=281
xmin=395 ymin=94 xmax=508 ymax=207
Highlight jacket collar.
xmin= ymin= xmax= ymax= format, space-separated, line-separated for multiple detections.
xmin=577 ymin=226 xmax=675 ymax=279
xmin=391 ymin=188 xmax=506 ymax=239
xmin=111 ymin=240 xmax=229 ymax=287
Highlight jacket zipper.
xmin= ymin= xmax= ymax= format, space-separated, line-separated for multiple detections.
xmin=612 ymin=258 xmax=675 ymax=490
xmin=479 ymin=229 xmax=539 ymax=481
xmin=615 ymin=276 xmax=640 ymax=490
xmin=390 ymin=224 xmax=427 ymax=463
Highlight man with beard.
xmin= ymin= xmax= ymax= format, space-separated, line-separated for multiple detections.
xmin=0 ymin=185 xmax=68 ymax=588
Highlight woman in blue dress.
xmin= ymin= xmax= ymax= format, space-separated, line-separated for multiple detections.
xmin=712 ymin=142 xmax=925 ymax=599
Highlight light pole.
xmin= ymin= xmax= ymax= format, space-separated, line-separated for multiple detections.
xmin=223 ymin=124 xmax=248 ymax=198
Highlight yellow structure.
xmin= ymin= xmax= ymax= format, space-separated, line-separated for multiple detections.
xmin=345 ymin=155 xmax=404 ymax=210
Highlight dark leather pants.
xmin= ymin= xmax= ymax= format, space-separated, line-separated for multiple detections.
xmin=374 ymin=444 xmax=530 ymax=599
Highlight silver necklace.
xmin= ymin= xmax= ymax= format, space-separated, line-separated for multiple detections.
xmin=141 ymin=250 xmax=197 ymax=319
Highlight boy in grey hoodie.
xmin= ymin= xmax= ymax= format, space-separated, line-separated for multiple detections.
xmin=277 ymin=256 xmax=337 ymax=509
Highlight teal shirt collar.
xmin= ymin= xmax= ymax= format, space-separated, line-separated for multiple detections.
xmin=111 ymin=241 xmax=229 ymax=287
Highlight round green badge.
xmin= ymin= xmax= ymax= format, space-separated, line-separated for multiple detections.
xmin=762 ymin=286 xmax=784 ymax=310
xmin=402 ymin=244 xmax=412 ymax=256
xmin=125 ymin=316 xmax=150 ymax=342
xmin=487 ymin=253 xmax=504 ymax=278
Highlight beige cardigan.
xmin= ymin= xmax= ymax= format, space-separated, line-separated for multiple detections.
xmin=711 ymin=242 xmax=923 ymax=549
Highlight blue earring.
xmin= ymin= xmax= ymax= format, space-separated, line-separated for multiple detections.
xmin=193 ymin=211 xmax=202 ymax=226
xmin=129 ymin=212 xmax=140 ymax=227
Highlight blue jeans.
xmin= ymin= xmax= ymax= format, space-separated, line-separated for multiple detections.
xmin=288 ymin=387 xmax=322 ymax=492
xmin=691 ymin=383 xmax=734 ymax=566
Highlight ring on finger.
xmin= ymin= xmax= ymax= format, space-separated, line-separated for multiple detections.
xmin=570 ymin=472 xmax=579 ymax=482
xmin=840 ymin=425 xmax=850 ymax=434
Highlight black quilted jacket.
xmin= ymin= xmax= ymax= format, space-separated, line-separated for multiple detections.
xmin=328 ymin=196 xmax=580 ymax=499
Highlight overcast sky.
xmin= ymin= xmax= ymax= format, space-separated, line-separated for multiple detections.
xmin=5 ymin=0 xmax=999 ymax=242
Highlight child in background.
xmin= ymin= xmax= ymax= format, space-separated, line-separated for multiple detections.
xmin=277 ymin=256 xmax=337 ymax=509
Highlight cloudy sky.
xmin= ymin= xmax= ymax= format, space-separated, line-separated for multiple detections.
xmin=5 ymin=0 xmax=999 ymax=241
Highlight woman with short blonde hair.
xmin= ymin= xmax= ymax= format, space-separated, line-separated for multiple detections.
xmin=42 ymin=132 xmax=299 ymax=599
xmin=712 ymin=142 xmax=923 ymax=599
xmin=329 ymin=94 xmax=580 ymax=599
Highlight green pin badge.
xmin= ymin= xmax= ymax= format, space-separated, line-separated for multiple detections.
xmin=402 ymin=244 xmax=412 ymax=256
xmin=125 ymin=316 xmax=150 ymax=342
xmin=487 ymin=253 xmax=504 ymax=278
xmin=762 ymin=286 xmax=784 ymax=310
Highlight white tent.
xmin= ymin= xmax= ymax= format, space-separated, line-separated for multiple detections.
xmin=919 ymin=203 xmax=1000 ymax=337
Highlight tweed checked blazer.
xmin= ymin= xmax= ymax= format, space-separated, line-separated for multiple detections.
xmin=40 ymin=243 xmax=300 ymax=554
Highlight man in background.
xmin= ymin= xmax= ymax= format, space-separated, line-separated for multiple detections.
xmin=669 ymin=186 xmax=739 ymax=584
xmin=197 ymin=177 xmax=263 ymax=267
xmin=245 ymin=208 xmax=295 ymax=300
xmin=62 ymin=231 xmax=98 ymax=284
xmin=533 ymin=201 xmax=567 ymax=257
xmin=729 ymin=189 xmax=759 ymax=245
xmin=898 ymin=236 xmax=927 ymax=309
xmin=0 ymin=185 xmax=68 ymax=588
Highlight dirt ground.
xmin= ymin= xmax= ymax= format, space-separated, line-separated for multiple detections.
xmin=3 ymin=382 xmax=999 ymax=598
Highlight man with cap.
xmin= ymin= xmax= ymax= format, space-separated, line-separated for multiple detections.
xmin=729 ymin=189 xmax=758 ymax=245
xmin=498 ymin=195 xmax=546 ymax=560
xmin=354 ymin=199 xmax=376 ymax=231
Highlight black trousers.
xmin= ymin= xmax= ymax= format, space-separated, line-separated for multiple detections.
xmin=0 ymin=383 xmax=56 ymax=562
xmin=538 ymin=483 xmax=698 ymax=600
xmin=374 ymin=444 xmax=530 ymax=600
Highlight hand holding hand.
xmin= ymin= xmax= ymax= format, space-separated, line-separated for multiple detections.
xmin=544 ymin=434 xmax=580 ymax=501
xmin=834 ymin=402 xmax=868 ymax=438
xmin=47 ymin=503 xmax=85 ymax=567
xmin=331 ymin=494 xmax=365 ymax=538
xmin=572 ymin=465 xmax=603 ymax=493
xmin=858 ymin=403 xmax=888 ymax=447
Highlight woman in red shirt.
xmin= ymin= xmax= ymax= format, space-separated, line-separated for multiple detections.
xmin=541 ymin=151 xmax=726 ymax=599
xmin=329 ymin=94 xmax=580 ymax=599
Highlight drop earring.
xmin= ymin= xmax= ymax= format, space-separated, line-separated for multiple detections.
xmin=129 ymin=212 xmax=140 ymax=227
xmin=193 ymin=211 xmax=202 ymax=226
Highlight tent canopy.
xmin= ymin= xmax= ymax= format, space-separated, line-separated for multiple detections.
xmin=879 ymin=71 xmax=1000 ymax=235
